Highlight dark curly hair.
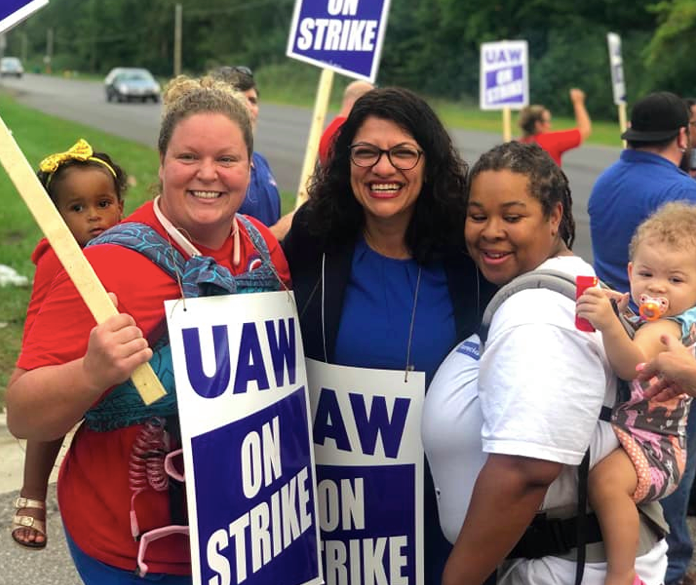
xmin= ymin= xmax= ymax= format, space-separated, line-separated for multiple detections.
xmin=468 ymin=141 xmax=575 ymax=249
xmin=37 ymin=151 xmax=128 ymax=204
xmin=304 ymin=86 xmax=469 ymax=264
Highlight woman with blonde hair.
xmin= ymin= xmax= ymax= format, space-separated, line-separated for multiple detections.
xmin=6 ymin=75 xmax=290 ymax=584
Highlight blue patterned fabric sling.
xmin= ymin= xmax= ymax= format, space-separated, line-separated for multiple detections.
xmin=82 ymin=215 xmax=282 ymax=431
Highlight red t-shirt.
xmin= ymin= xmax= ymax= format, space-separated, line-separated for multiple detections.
xmin=21 ymin=238 xmax=62 ymax=343
xmin=318 ymin=115 xmax=347 ymax=167
xmin=519 ymin=128 xmax=582 ymax=166
xmin=18 ymin=201 xmax=291 ymax=574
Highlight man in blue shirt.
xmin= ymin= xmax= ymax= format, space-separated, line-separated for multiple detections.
xmin=589 ymin=91 xmax=696 ymax=294
xmin=211 ymin=66 xmax=289 ymax=237
xmin=589 ymin=91 xmax=696 ymax=585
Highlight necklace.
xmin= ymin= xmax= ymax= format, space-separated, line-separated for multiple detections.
xmin=404 ymin=265 xmax=422 ymax=382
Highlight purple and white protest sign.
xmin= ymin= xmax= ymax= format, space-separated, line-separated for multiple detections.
xmin=479 ymin=40 xmax=529 ymax=111
xmin=286 ymin=0 xmax=392 ymax=82
xmin=0 ymin=0 xmax=49 ymax=35
xmin=607 ymin=33 xmax=626 ymax=106
xmin=166 ymin=291 xmax=322 ymax=585
xmin=307 ymin=358 xmax=425 ymax=585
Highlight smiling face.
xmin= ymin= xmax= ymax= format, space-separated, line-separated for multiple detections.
xmin=158 ymin=112 xmax=250 ymax=249
xmin=53 ymin=166 xmax=123 ymax=247
xmin=465 ymin=169 xmax=562 ymax=285
xmin=349 ymin=116 xmax=425 ymax=233
xmin=629 ymin=238 xmax=696 ymax=317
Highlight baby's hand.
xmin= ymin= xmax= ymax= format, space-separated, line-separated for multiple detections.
xmin=576 ymin=286 xmax=624 ymax=331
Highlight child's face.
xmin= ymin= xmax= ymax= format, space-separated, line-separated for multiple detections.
xmin=53 ymin=166 xmax=123 ymax=247
xmin=628 ymin=238 xmax=696 ymax=317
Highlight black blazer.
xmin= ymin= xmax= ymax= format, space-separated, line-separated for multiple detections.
xmin=282 ymin=205 xmax=496 ymax=363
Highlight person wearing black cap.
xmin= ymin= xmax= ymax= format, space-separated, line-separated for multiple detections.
xmin=588 ymin=91 xmax=696 ymax=295
xmin=589 ymin=92 xmax=696 ymax=585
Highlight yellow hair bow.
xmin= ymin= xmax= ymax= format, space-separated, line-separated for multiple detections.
xmin=39 ymin=138 xmax=116 ymax=178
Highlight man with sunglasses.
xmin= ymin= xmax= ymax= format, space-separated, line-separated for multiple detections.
xmin=211 ymin=66 xmax=288 ymax=238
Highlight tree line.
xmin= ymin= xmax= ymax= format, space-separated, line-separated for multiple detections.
xmin=4 ymin=0 xmax=695 ymax=120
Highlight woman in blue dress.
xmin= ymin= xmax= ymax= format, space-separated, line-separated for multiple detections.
xmin=283 ymin=86 xmax=494 ymax=584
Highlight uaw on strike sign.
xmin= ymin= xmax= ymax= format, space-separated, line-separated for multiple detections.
xmin=479 ymin=40 xmax=529 ymax=110
xmin=307 ymin=359 xmax=425 ymax=585
xmin=286 ymin=0 xmax=391 ymax=82
xmin=166 ymin=292 xmax=322 ymax=585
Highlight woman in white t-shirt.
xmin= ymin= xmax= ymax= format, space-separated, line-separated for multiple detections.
xmin=422 ymin=141 xmax=668 ymax=585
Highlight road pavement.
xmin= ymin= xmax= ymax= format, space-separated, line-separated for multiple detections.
xmin=0 ymin=73 xmax=624 ymax=262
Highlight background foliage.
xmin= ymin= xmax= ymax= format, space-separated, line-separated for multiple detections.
xmin=3 ymin=0 xmax=696 ymax=120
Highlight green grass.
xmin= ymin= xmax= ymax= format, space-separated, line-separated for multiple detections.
xmin=0 ymin=91 xmax=160 ymax=400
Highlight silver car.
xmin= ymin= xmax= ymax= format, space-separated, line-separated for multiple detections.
xmin=105 ymin=67 xmax=161 ymax=103
xmin=1 ymin=57 xmax=24 ymax=78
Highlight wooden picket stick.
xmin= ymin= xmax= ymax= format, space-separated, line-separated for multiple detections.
xmin=0 ymin=116 xmax=166 ymax=405
xmin=502 ymin=106 xmax=512 ymax=142
xmin=295 ymin=67 xmax=334 ymax=209
xmin=618 ymin=102 xmax=627 ymax=148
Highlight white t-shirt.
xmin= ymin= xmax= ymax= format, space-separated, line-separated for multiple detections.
xmin=421 ymin=255 xmax=667 ymax=585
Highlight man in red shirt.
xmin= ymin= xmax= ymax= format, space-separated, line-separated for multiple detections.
xmin=318 ymin=79 xmax=374 ymax=167
xmin=518 ymin=88 xmax=592 ymax=166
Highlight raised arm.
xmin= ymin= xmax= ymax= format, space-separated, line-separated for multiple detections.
xmin=6 ymin=308 xmax=152 ymax=441
xmin=570 ymin=88 xmax=592 ymax=141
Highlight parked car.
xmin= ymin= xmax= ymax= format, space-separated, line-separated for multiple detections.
xmin=0 ymin=57 xmax=24 ymax=78
xmin=104 ymin=67 xmax=161 ymax=103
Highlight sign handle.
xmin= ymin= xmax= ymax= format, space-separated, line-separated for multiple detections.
xmin=0 ymin=116 xmax=167 ymax=405
xmin=295 ymin=67 xmax=334 ymax=209
xmin=618 ymin=102 xmax=627 ymax=148
xmin=502 ymin=107 xmax=512 ymax=142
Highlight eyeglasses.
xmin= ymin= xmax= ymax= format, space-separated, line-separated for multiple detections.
xmin=349 ymin=143 xmax=424 ymax=170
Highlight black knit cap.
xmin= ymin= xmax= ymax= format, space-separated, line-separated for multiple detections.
xmin=621 ymin=91 xmax=689 ymax=142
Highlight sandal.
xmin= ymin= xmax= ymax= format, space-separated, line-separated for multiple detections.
xmin=11 ymin=496 xmax=47 ymax=549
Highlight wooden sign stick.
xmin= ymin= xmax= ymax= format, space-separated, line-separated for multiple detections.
xmin=295 ymin=67 xmax=334 ymax=209
xmin=0 ymin=116 xmax=166 ymax=405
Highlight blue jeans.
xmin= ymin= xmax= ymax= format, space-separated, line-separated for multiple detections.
xmin=64 ymin=529 xmax=192 ymax=585
xmin=662 ymin=406 xmax=696 ymax=585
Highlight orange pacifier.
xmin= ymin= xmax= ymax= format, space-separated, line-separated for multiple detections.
xmin=638 ymin=293 xmax=669 ymax=321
